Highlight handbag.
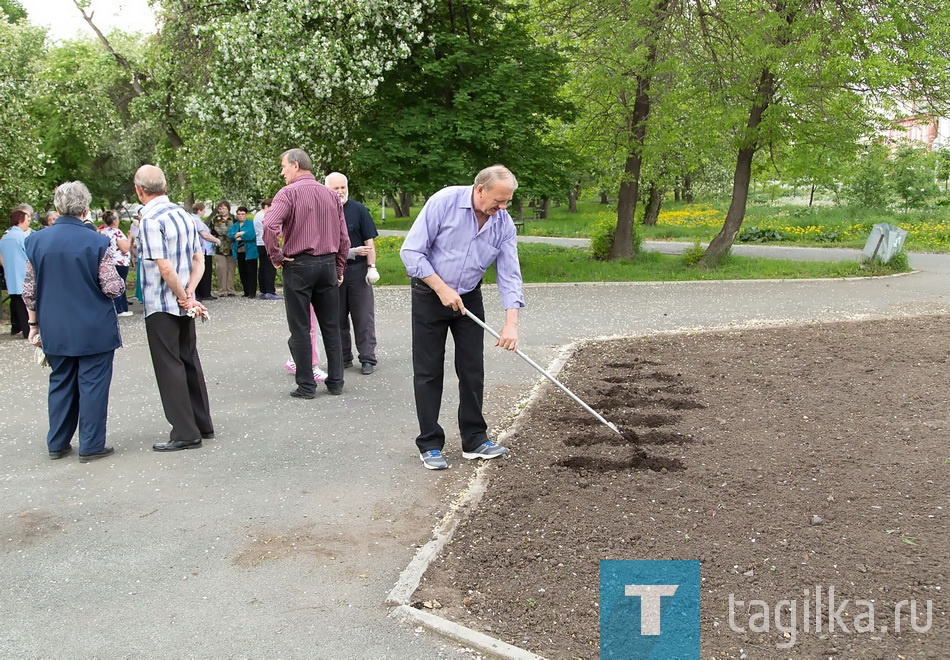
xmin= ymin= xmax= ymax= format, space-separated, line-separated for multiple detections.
xmin=32 ymin=333 xmax=49 ymax=367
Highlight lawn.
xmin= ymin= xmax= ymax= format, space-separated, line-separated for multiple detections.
xmin=371 ymin=236 xmax=908 ymax=287
xmin=369 ymin=197 xmax=950 ymax=252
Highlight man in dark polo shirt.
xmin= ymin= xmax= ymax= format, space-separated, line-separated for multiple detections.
xmin=325 ymin=172 xmax=380 ymax=376
xmin=263 ymin=149 xmax=350 ymax=398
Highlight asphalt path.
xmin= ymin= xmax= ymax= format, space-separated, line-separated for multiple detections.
xmin=1 ymin=239 xmax=947 ymax=658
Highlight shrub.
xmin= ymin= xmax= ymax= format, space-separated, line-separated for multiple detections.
xmin=681 ymin=242 xmax=706 ymax=267
xmin=812 ymin=231 xmax=842 ymax=243
xmin=737 ymin=226 xmax=785 ymax=243
xmin=589 ymin=215 xmax=617 ymax=260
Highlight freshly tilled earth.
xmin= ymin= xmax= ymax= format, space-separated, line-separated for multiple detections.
xmin=415 ymin=314 xmax=949 ymax=659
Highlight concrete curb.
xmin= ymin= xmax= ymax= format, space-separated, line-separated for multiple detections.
xmin=390 ymin=605 xmax=546 ymax=660
xmin=385 ymin=346 xmax=582 ymax=659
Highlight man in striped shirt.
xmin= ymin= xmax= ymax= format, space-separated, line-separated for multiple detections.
xmin=136 ymin=165 xmax=215 ymax=452
xmin=263 ymin=149 xmax=350 ymax=398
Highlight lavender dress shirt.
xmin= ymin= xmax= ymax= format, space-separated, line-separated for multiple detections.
xmin=400 ymin=185 xmax=524 ymax=310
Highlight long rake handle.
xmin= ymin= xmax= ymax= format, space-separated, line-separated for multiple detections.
xmin=465 ymin=311 xmax=621 ymax=435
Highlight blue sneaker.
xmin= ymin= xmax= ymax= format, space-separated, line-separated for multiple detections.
xmin=462 ymin=441 xmax=508 ymax=460
xmin=420 ymin=450 xmax=448 ymax=470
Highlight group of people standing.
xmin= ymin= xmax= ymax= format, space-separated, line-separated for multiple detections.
xmin=8 ymin=149 xmax=525 ymax=473
xmin=16 ymin=169 xmax=213 ymax=461
xmin=201 ymin=201 xmax=278 ymax=300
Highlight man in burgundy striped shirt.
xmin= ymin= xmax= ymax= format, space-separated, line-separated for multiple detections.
xmin=263 ymin=149 xmax=350 ymax=398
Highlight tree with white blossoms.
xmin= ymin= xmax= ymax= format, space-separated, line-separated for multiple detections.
xmin=0 ymin=19 xmax=46 ymax=212
xmin=173 ymin=0 xmax=431 ymax=194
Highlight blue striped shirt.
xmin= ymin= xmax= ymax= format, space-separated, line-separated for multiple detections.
xmin=400 ymin=185 xmax=524 ymax=310
xmin=138 ymin=196 xmax=201 ymax=317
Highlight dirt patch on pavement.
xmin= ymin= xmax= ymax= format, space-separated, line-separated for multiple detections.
xmin=414 ymin=315 xmax=949 ymax=658
xmin=0 ymin=511 xmax=65 ymax=549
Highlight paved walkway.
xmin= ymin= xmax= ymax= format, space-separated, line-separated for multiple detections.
xmin=1 ymin=240 xmax=947 ymax=658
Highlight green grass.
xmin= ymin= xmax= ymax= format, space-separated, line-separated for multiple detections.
xmin=369 ymin=197 xmax=950 ymax=252
xmin=371 ymin=236 xmax=909 ymax=286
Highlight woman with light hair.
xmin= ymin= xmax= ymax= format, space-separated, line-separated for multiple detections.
xmin=23 ymin=181 xmax=125 ymax=462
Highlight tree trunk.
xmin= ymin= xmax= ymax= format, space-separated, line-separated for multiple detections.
xmin=387 ymin=192 xmax=411 ymax=217
xmin=538 ymin=198 xmax=550 ymax=219
xmin=610 ymin=79 xmax=651 ymax=260
xmin=683 ymin=176 xmax=693 ymax=204
xmin=702 ymin=67 xmax=775 ymax=267
xmin=613 ymin=151 xmax=642 ymax=260
xmin=388 ymin=197 xmax=403 ymax=217
xmin=608 ymin=0 xmax=671 ymax=259
xmin=568 ymin=184 xmax=578 ymax=213
xmin=599 ymin=191 xmax=609 ymax=204
xmin=642 ymin=186 xmax=663 ymax=225
xmin=674 ymin=187 xmax=681 ymax=202
xmin=808 ymin=183 xmax=816 ymax=207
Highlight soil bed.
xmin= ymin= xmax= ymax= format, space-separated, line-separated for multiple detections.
xmin=415 ymin=315 xmax=949 ymax=658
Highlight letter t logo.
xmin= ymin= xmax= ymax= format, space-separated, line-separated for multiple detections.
xmin=625 ymin=585 xmax=679 ymax=635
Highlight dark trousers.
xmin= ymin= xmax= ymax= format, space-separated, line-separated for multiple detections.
xmin=196 ymin=255 xmax=214 ymax=299
xmin=145 ymin=312 xmax=213 ymax=442
xmin=282 ymin=254 xmax=343 ymax=394
xmin=258 ymin=248 xmax=276 ymax=294
xmin=340 ymin=260 xmax=377 ymax=366
xmin=237 ymin=253 xmax=258 ymax=298
xmin=8 ymin=293 xmax=28 ymax=338
xmin=46 ymin=350 xmax=115 ymax=455
xmin=114 ymin=265 xmax=129 ymax=313
xmin=411 ymin=279 xmax=487 ymax=453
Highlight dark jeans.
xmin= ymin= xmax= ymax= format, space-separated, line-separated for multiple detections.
xmin=411 ymin=278 xmax=487 ymax=453
xmin=114 ymin=265 xmax=129 ymax=313
xmin=237 ymin=253 xmax=258 ymax=298
xmin=46 ymin=350 xmax=114 ymax=455
xmin=197 ymin=255 xmax=214 ymax=299
xmin=258 ymin=248 xmax=276 ymax=294
xmin=8 ymin=293 xmax=28 ymax=338
xmin=282 ymin=254 xmax=343 ymax=394
xmin=144 ymin=312 xmax=214 ymax=442
xmin=340 ymin=260 xmax=377 ymax=366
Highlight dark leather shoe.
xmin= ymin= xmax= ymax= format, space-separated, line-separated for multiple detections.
xmin=153 ymin=438 xmax=202 ymax=452
xmin=201 ymin=432 xmax=215 ymax=440
xmin=290 ymin=388 xmax=316 ymax=399
xmin=343 ymin=360 xmax=353 ymax=369
xmin=361 ymin=363 xmax=374 ymax=375
xmin=49 ymin=446 xmax=73 ymax=460
xmin=79 ymin=446 xmax=114 ymax=463
xmin=327 ymin=387 xmax=343 ymax=395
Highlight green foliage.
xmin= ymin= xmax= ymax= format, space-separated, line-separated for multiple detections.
xmin=861 ymin=249 xmax=909 ymax=274
xmin=737 ymin=226 xmax=785 ymax=243
xmin=349 ymin=0 xmax=575 ymax=201
xmin=0 ymin=0 xmax=25 ymax=23
xmin=681 ymin=242 xmax=705 ymax=267
xmin=0 ymin=20 xmax=45 ymax=211
xmin=32 ymin=33 xmax=159 ymax=208
xmin=588 ymin=214 xmax=617 ymax=261
xmin=843 ymin=143 xmax=891 ymax=208
xmin=890 ymin=144 xmax=939 ymax=211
